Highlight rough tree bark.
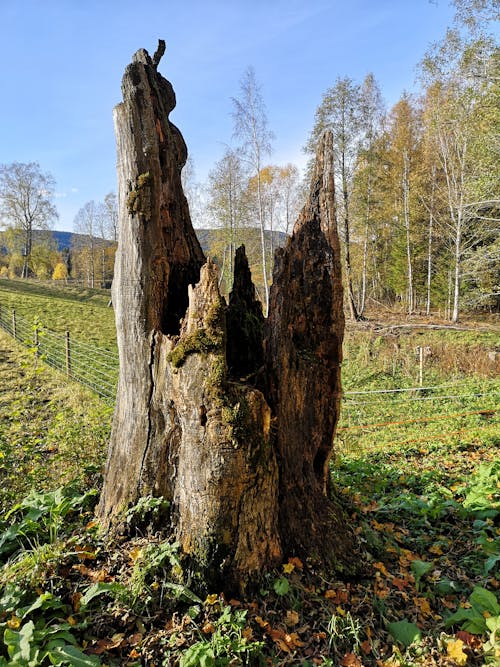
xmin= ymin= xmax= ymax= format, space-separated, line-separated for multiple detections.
xmin=265 ymin=132 xmax=351 ymax=565
xmin=98 ymin=44 xmax=358 ymax=589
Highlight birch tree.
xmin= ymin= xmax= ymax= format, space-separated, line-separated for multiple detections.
xmin=232 ymin=67 xmax=274 ymax=315
xmin=278 ymin=163 xmax=302 ymax=236
xmin=306 ymin=77 xmax=362 ymax=320
xmin=73 ymin=200 xmax=98 ymax=288
xmin=356 ymin=74 xmax=385 ymax=315
xmin=0 ymin=162 xmax=58 ymax=278
xmin=207 ymin=148 xmax=248 ymax=292
xmin=420 ymin=9 xmax=498 ymax=321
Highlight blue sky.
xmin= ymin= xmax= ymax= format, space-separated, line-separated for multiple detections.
xmin=0 ymin=0 xmax=456 ymax=231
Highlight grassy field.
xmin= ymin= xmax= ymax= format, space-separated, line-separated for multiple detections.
xmin=0 ymin=278 xmax=116 ymax=350
xmin=0 ymin=328 xmax=111 ymax=513
xmin=339 ymin=322 xmax=500 ymax=454
xmin=0 ymin=280 xmax=498 ymax=666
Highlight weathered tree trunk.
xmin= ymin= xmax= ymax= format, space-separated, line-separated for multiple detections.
xmin=265 ymin=131 xmax=353 ymax=566
xmin=98 ymin=44 xmax=358 ymax=588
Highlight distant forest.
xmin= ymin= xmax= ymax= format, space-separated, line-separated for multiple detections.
xmin=0 ymin=1 xmax=497 ymax=321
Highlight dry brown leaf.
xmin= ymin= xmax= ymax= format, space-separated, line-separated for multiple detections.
xmin=340 ymin=652 xmax=363 ymax=666
xmin=373 ymin=562 xmax=389 ymax=577
xmin=456 ymin=630 xmax=482 ymax=649
xmin=361 ymin=640 xmax=372 ymax=655
xmin=288 ymin=556 xmax=304 ymax=570
xmin=202 ymin=622 xmax=215 ymax=635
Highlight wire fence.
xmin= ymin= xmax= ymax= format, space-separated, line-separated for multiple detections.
xmin=0 ymin=305 xmax=118 ymax=401
xmin=339 ymin=373 xmax=499 ymax=451
xmin=0 ymin=302 xmax=498 ymax=450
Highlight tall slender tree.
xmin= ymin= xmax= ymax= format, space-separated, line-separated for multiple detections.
xmin=232 ymin=67 xmax=274 ymax=315
xmin=278 ymin=163 xmax=302 ymax=236
xmin=306 ymin=77 xmax=362 ymax=320
xmin=73 ymin=200 xmax=98 ymax=288
xmin=356 ymin=74 xmax=385 ymax=315
xmin=207 ymin=148 xmax=248 ymax=291
xmin=385 ymin=95 xmax=422 ymax=314
xmin=102 ymin=192 xmax=118 ymax=242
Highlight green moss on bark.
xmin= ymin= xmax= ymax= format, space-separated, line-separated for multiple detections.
xmin=126 ymin=171 xmax=152 ymax=218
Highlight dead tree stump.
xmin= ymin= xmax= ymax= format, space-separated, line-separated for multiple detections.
xmin=98 ymin=44 xmax=359 ymax=589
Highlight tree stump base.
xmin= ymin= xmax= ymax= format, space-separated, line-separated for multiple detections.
xmin=98 ymin=43 xmax=361 ymax=590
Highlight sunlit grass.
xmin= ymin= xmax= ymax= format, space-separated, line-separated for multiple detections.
xmin=0 ymin=328 xmax=111 ymax=511
xmin=0 ymin=278 xmax=116 ymax=349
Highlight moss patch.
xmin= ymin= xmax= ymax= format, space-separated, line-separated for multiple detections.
xmin=126 ymin=171 xmax=152 ymax=219
xmin=167 ymin=329 xmax=221 ymax=368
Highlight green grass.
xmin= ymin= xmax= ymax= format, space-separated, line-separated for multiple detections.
xmin=1 ymin=278 xmax=498 ymax=456
xmin=0 ymin=328 xmax=111 ymax=513
xmin=0 ymin=281 xmax=498 ymax=664
xmin=0 ymin=278 xmax=116 ymax=350
xmin=0 ymin=279 xmax=119 ymax=399
xmin=0 ymin=407 xmax=497 ymax=665
xmin=339 ymin=324 xmax=500 ymax=454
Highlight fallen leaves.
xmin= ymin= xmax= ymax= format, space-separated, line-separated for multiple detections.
xmin=87 ymin=633 xmax=126 ymax=655
xmin=413 ymin=596 xmax=432 ymax=619
xmin=325 ymin=587 xmax=349 ymax=604
xmin=285 ymin=609 xmax=299 ymax=627
xmin=446 ymin=637 xmax=468 ymax=665
xmin=2 ymin=407 xmax=494 ymax=667
xmin=340 ymin=652 xmax=363 ymax=666
xmin=6 ymin=615 xmax=20 ymax=630
xmin=255 ymin=615 xmax=305 ymax=653
xmin=456 ymin=629 xmax=482 ymax=649
xmin=374 ymin=562 xmax=390 ymax=577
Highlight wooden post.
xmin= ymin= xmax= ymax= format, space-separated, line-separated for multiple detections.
xmin=65 ymin=331 xmax=71 ymax=377
xmin=419 ymin=345 xmax=424 ymax=386
xmin=12 ymin=311 xmax=16 ymax=339
xmin=34 ymin=327 xmax=39 ymax=355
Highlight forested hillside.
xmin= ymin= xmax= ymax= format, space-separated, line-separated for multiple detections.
xmin=0 ymin=2 xmax=497 ymax=321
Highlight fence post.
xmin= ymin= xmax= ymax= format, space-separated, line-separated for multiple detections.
xmin=65 ymin=331 xmax=71 ymax=377
xmin=419 ymin=346 xmax=424 ymax=386
xmin=12 ymin=311 xmax=16 ymax=339
xmin=34 ymin=327 xmax=39 ymax=355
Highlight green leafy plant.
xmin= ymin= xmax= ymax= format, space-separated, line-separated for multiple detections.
xmin=178 ymin=605 xmax=264 ymax=667
xmin=463 ymin=461 xmax=499 ymax=519
xmin=273 ymin=576 xmax=290 ymax=597
xmin=0 ymin=486 xmax=97 ymax=559
xmin=483 ymin=615 xmax=500 ymax=665
xmin=387 ymin=619 xmax=422 ymax=647
xmin=125 ymin=494 xmax=170 ymax=529
xmin=410 ymin=559 xmax=433 ymax=591
xmin=0 ymin=589 xmax=101 ymax=666
xmin=129 ymin=540 xmax=202 ymax=610
xmin=445 ymin=586 xmax=500 ymax=634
